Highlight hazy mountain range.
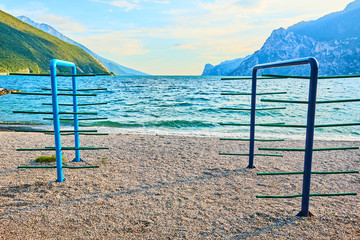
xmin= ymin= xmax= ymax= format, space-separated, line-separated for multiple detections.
xmin=202 ymin=0 xmax=360 ymax=76
xmin=17 ymin=16 xmax=148 ymax=76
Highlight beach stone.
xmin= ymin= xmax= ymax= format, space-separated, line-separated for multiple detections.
xmin=0 ymin=88 xmax=20 ymax=95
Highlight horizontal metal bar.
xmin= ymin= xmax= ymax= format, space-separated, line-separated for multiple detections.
xmin=9 ymin=73 xmax=106 ymax=77
xmin=220 ymin=107 xmax=286 ymax=111
xmin=260 ymin=123 xmax=360 ymax=128
xmin=43 ymin=117 xmax=107 ymax=121
xmin=42 ymin=102 xmax=108 ymax=106
xmin=221 ymin=76 xmax=283 ymax=80
xmin=315 ymin=123 xmax=360 ymax=128
xmin=11 ymin=92 xmax=96 ymax=96
xmin=219 ymin=152 xmax=283 ymax=157
xmin=18 ymin=165 xmax=99 ymax=169
xmin=261 ymin=74 xmax=311 ymax=79
xmin=219 ymin=138 xmax=285 ymax=142
xmin=59 ymin=93 xmax=96 ymax=96
xmin=261 ymin=99 xmax=308 ymax=104
xmin=17 ymin=146 xmax=108 ymax=151
xmin=44 ymin=132 xmax=108 ymax=136
xmin=14 ymin=111 xmax=97 ymax=115
xmin=44 ymin=147 xmax=109 ymax=150
xmin=221 ymin=91 xmax=287 ymax=96
xmin=256 ymin=193 xmax=357 ymax=198
xmin=17 ymin=148 xmax=56 ymax=151
xmin=9 ymin=73 xmax=53 ymax=76
xmin=262 ymin=74 xmax=360 ymax=79
xmin=78 ymin=103 xmax=108 ymax=106
xmin=317 ymin=99 xmax=360 ymax=103
xmin=220 ymin=122 xmax=285 ymax=126
xmin=60 ymin=130 xmax=98 ymax=132
xmin=75 ymin=133 xmax=108 ymax=135
xmin=53 ymin=74 xmax=104 ymax=77
xmin=12 ymin=92 xmax=51 ymax=96
xmin=258 ymin=147 xmax=359 ymax=151
xmin=260 ymin=124 xmax=306 ymax=128
xmin=261 ymin=98 xmax=360 ymax=104
xmin=15 ymin=129 xmax=97 ymax=133
xmin=77 ymin=118 xmax=107 ymax=120
xmin=41 ymin=88 xmax=107 ymax=91
xmin=257 ymin=170 xmax=359 ymax=175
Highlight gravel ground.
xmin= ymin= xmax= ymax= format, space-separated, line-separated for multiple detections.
xmin=0 ymin=131 xmax=359 ymax=239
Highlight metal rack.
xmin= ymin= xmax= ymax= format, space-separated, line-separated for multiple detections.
xmin=220 ymin=57 xmax=359 ymax=216
xmin=13 ymin=59 xmax=109 ymax=182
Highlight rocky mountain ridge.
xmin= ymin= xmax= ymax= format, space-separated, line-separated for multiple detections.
xmin=202 ymin=0 xmax=360 ymax=76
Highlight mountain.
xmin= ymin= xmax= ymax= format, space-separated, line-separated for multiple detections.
xmin=0 ymin=10 xmax=109 ymax=74
xmin=288 ymin=0 xmax=360 ymax=41
xmin=202 ymin=56 xmax=249 ymax=76
xmin=202 ymin=0 xmax=360 ymax=76
xmin=18 ymin=16 xmax=148 ymax=76
xmin=230 ymin=28 xmax=360 ymax=76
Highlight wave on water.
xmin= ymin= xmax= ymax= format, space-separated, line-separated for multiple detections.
xmin=84 ymin=120 xmax=216 ymax=129
xmin=0 ymin=121 xmax=43 ymax=126
xmin=1 ymin=75 xmax=359 ymax=140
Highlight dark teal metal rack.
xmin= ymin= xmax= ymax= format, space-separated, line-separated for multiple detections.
xmin=247 ymin=58 xmax=358 ymax=217
xmin=220 ymin=58 xmax=359 ymax=217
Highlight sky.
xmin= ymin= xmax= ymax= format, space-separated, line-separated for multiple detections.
xmin=0 ymin=0 xmax=354 ymax=75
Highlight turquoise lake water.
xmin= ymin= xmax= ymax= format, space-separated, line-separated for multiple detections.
xmin=0 ymin=75 xmax=359 ymax=140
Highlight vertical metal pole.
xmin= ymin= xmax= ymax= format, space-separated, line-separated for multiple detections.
xmin=297 ymin=58 xmax=319 ymax=217
xmin=50 ymin=60 xmax=64 ymax=182
xmin=248 ymin=68 xmax=258 ymax=168
xmin=71 ymin=67 xmax=82 ymax=162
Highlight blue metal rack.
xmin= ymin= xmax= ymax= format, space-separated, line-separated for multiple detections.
xmin=13 ymin=59 xmax=109 ymax=182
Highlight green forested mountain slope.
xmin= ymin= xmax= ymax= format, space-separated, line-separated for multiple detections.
xmin=0 ymin=10 xmax=109 ymax=74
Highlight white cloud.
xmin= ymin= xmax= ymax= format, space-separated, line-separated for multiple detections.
xmin=91 ymin=0 xmax=140 ymax=11
xmin=0 ymin=4 xmax=7 ymax=11
xmin=74 ymin=31 xmax=149 ymax=56
xmin=0 ymin=1 xmax=49 ymax=18
xmin=153 ymin=0 xmax=169 ymax=3
xmin=36 ymin=14 xmax=87 ymax=33
xmin=93 ymin=0 xmax=169 ymax=11
xmin=108 ymin=0 xmax=140 ymax=11
xmin=0 ymin=1 xmax=87 ymax=34
xmin=140 ymin=0 xmax=353 ymax=63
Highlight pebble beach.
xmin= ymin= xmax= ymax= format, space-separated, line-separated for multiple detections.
xmin=0 ymin=131 xmax=359 ymax=239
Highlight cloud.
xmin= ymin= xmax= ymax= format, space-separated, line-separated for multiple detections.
xmin=93 ymin=0 xmax=169 ymax=11
xmin=0 ymin=4 xmax=7 ymax=11
xmin=107 ymin=1 xmax=140 ymax=11
xmin=140 ymin=0 xmax=352 ymax=63
xmin=36 ymin=14 xmax=87 ymax=33
xmin=163 ymin=8 xmax=195 ymax=15
xmin=153 ymin=0 xmax=169 ymax=3
xmin=1 ymin=1 xmax=87 ymax=34
xmin=91 ymin=0 xmax=140 ymax=11
xmin=74 ymin=31 xmax=149 ymax=56
xmin=0 ymin=1 xmax=49 ymax=18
